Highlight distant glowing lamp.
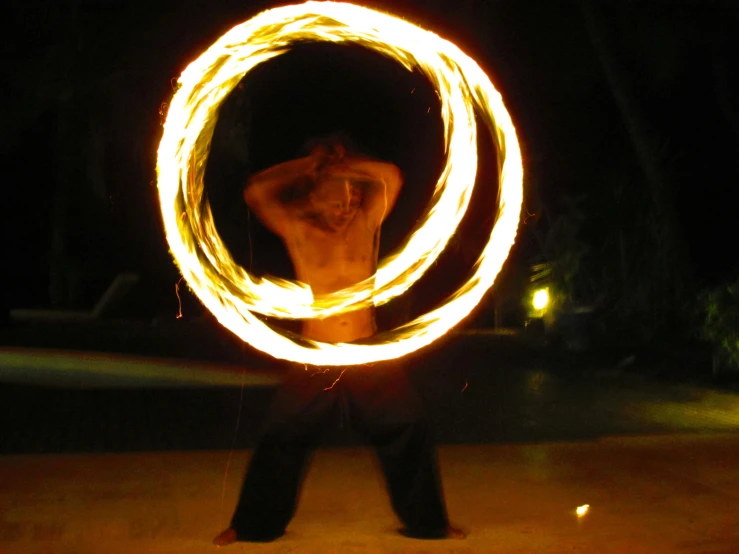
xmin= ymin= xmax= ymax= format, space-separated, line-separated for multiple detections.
xmin=532 ymin=288 xmax=550 ymax=311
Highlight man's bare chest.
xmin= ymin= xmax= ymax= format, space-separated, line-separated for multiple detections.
xmin=293 ymin=226 xmax=375 ymax=266
xmin=286 ymin=218 xmax=379 ymax=289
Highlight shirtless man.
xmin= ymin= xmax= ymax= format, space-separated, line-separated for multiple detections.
xmin=243 ymin=139 xmax=401 ymax=342
xmin=214 ymin=136 xmax=464 ymax=545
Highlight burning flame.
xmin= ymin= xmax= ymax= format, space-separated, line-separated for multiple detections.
xmin=156 ymin=1 xmax=523 ymax=366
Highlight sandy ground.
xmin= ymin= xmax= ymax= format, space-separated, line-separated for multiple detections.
xmin=1 ymin=434 xmax=738 ymax=554
xmin=2 ymin=343 xmax=739 ymax=552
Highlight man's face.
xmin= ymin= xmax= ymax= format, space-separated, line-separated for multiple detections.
xmin=309 ymin=178 xmax=362 ymax=230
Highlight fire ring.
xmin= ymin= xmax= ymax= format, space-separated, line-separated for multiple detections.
xmin=156 ymin=1 xmax=523 ymax=365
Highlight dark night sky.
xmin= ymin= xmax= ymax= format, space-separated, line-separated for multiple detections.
xmin=2 ymin=0 xmax=738 ymax=322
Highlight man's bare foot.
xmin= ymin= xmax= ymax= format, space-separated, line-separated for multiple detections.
xmin=446 ymin=525 xmax=467 ymax=539
xmin=213 ymin=528 xmax=238 ymax=547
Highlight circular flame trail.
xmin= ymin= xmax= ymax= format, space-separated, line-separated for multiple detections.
xmin=156 ymin=1 xmax=523 ymax=366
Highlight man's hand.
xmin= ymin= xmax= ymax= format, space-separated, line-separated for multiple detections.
xmin=320 ymin=163 xmax=374 ymax=183
xmin=321 ymin=157 xmax=402 ymax=227
xmin=309 ymin=144 xmax=347 ymax=181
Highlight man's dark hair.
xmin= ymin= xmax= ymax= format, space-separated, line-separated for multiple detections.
xmin=298 ymin=131 xmax=359 ymax=157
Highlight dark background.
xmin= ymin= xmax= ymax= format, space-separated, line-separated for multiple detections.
xmin=2 ymin=0 xmax=738 ymax=352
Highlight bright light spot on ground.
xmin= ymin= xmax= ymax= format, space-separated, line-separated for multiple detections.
xmin=533 ymin=288 xmax=549 ymax=311
xmin=576 ymin=504 xmax=590 ymax=517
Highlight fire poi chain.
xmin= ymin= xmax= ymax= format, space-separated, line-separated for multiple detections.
xmin=156 ymin=1 xmax=523 ymax=366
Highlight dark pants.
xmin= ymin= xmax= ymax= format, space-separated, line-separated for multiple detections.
xmin=230 ymin=360 xmax=449 ymax=541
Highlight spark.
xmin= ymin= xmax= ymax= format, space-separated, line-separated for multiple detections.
xmin=311 ymin=368 xmax=330 ymax=377
xmin=576 ymin=504 xmax=590 ymax=517
xmin=524 ymin=209 xmax=535 ymax=224
xmin=220 ymin=367 xmax=246 ymax=523
xmin=324 ymin=368 xmax=348 ymax=391
xmin=158 ymin=102 xmax=168 ymax=126
xmin=175 ymin=278 xmax=184 ymax=318
xmin=461 ymin=380 xmax=469 ymax=393
xmin=156 ymin=1 xmax=523 ymax=366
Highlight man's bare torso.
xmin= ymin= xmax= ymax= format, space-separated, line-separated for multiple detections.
xmin=242 ymin=145 xmax=402 ymax=344
xmin=286 ymin=207 xmax=379 ymax=343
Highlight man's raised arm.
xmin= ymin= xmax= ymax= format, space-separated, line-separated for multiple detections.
xmin=325 ymin=156 xmax=403 ymax=226
xmin=243 ymin=155 xmax=318 ymax=236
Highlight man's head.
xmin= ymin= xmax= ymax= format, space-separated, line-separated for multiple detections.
xmin=299 ymin=131 xmax=365 ymax=230
xmin=308 ymin=176 xmax=363 ymax=231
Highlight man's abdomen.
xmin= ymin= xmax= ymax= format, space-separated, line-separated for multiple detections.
xmin=301 ymin=307 xmax=377 ymax=343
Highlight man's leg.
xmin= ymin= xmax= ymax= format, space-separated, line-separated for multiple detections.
xmin=342 ymin=362 xmax=451 ymax=538
xmin=226 ymin=366 xmax=340 ymax=542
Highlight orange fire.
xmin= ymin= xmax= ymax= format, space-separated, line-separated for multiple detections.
xmin=156 ymin=1 xmax=523 ymax=366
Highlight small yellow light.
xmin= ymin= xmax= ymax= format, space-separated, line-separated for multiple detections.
xmin=576 ymin=504 xmax=590 ymax=517
xmin=533 ymin=288 xmax=549 ymax=311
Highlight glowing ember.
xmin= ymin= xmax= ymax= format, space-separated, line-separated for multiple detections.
xmin=576 ymin=504 xmax=590 ymax=517
xmin=175 ymin=277 xmax=184 ymax=319
xmin=156 ymin=1 xmax=523 ymax=366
